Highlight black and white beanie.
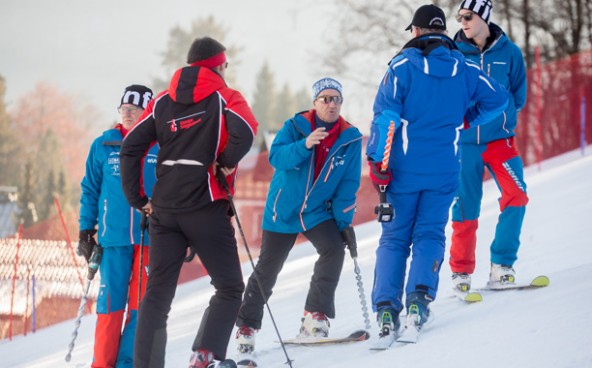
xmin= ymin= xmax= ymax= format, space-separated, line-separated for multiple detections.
xmin=459 ymin=0 xmax=493 ymax=23
xmin=120 ymin=84 xmax=153 ymax=109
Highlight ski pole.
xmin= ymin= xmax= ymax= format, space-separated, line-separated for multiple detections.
xmin=138 ymin=212 xmax=148 ymax=307
xmin=65 ymin=244 xmax=103 ymax=362
xmin=374 ymin=121 xmax=395 ymax=222
xmin=216 ymin=170 xmax=294 ymax=368
xmin=342 ymin=229 xmax=372 ymax=331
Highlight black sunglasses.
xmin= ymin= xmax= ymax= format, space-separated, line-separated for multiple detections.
xmin=315 ymin=95 xmax=343 ymax=105
xmin=456 ymin=13 xmax=474 ymax=22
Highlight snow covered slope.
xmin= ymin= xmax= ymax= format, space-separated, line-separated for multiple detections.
xmin=2 ymin=150 xmax=591 ymax=368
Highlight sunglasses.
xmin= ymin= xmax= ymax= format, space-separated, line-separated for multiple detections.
xmin=118 ymin=106 xmax=142 ymax=113
xmin=315 ymin=95 xmax=343 ymax=105
xmin=456 ymin=12 xmax=474 ymax=22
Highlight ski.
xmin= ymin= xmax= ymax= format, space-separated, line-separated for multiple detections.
xmin=280 ymin=329 xmax=370 ymax=346
xmin=396 ymin=311 xmax=434 ymax=344
xmin=474 ymin=275 xmax=550 ymax=292
xmin=396 ymin=325 xmax=420 ymax=343
xmin=369 ymin=332 xmax=398 ymax=350
xmin=451 ymin=288 xmax=483 ymax=303
xmin=236 ymin=358 xmax=258 ymax=367
xmin=369 ymin=315 xmax=406 ymax=350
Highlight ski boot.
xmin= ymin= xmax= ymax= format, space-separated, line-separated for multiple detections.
xmin=189 ymin=349 xmax=215 ymax=368
xmin=490 ymin=263 xmax=516 ymax=284
xmin=299 ymin=311 xmax=330 ymax=338
xmin=236 ymin=326 xmax=256 ymax=354
xmin=452 ymin=272 xmax=472 ymax=292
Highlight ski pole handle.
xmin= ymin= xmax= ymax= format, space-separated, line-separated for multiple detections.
xmin=140 ymin=211 xmax=148 ymax=231
xmin=215 ymin=166 xmax=231 ymax=195
xmin=87 ymin=244 xmax=103 ymax=281
xmin=341 ymin=227 xmax=358 ymax=259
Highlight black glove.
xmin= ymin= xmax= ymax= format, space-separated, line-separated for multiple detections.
xmin=78 ymin=229 xmax=97 ymax=263
xmin=341 ymin=227 xmax=357 ymax=258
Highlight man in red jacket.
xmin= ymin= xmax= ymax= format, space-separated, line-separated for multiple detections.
xmin=120 ymin=36 xmax=258 ymax=368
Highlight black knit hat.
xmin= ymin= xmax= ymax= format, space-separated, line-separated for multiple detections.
xmin=405 ymin=4 xmax=447 ymax=31
xmin=187 ymin=36 xmax=227 ymax=67
xmin=120 ymin=84 xmax=153 ymax=109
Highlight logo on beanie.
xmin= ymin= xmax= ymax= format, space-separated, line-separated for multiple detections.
xmin=459 ymin=0 xmax=493 ymax=23
xmin=120 ymin=84 xmax=153 ymax=109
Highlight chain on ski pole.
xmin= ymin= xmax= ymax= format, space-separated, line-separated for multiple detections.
xmin=353 ymin=258 xmax=372 ymax=330
xmin=65 ymin=280 xmax=91 ymax=362
xmin=343 ymin=228 xmax=372 ymax=331
xmin=65 ymin=244 xmax=102 ymax=362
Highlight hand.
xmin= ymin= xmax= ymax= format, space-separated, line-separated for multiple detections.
xmin=368 ymin=161 xmax=392 ymax=191
xmin=78 ymin=229 xmax=97 ymax=263
xmin=213 ymin=162 xmax=236 ymax=176
xmin=340 ymin=227 xmax=357 ymax=258
xmin=305 ymin=128 xmax=328 ymax=149
xmin=141 ymin=201 xmax=153 ymax=216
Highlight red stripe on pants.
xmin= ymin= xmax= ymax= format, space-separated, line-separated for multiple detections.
xmin=449 ymin=219 xmax=479 ymax=274
xmin=92 ymin=311 xmax=124 ymax=368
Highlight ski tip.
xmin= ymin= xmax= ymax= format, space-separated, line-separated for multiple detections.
xmin=452 ymin=289 xmax=483 ymax=302
xmin=464 ymin=292 xmax=483 ymax=303
xmin=349 ymin=329 xmax=371 ymax=340
xmin=236 ymin=358 xmax=258 ymax=367
xmin=530 ymin=275 xmax=550 ymax=287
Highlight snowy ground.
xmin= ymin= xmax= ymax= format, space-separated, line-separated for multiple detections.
xmin=2 ymin=148 xmax=591 ymax=368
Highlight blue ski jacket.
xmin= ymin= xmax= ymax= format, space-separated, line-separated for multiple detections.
xmin=455 ymin=23 xmax=527 ymax=144
xmin=367 ymin=34 xmax=509 ymax=176
xmin=79 ymin=126 xmax=158 ymax=247
xmin=262 ymin=110 xmax=362 ymax=233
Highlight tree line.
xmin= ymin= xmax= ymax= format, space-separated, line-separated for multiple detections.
xmin=3 ymin=2 xmax=589 ymax=231
xmin=152 ymin=16 xmax=312 ymax=149
xmin=321 ymin=0 xmax=591 ymax=94
xmin=0 ymin=16 xmax=311 ymax=232
xmin=0 ymin=77 xmax=99 ymax=228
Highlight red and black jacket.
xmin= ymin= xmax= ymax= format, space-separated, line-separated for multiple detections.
xmin=120 ymin=66 xmax=258 ymax=213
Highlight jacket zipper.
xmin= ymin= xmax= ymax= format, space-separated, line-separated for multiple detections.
xmin=273 ymin=189 xmax=282 ymax=222
xmin=323 ymin=157 xmax=334 ymax=183
xmin=300 ymin=136 xmax=363 ymax=229
xmin=101 ymin=199 xmax=108 ymax=237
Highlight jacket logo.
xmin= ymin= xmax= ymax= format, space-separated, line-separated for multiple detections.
xmin=180 ymin=118 xmax=202 ymax=130
xmin=147 ymin=154 xmax=157 ymax=164
xmin=108 ymin=153 xmax=120 ymax=176
xmin=170 ymin=119 xmax=177 ymax=132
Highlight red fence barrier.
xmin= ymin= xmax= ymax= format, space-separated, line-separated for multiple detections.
xmin=515 ymin=49 xmax=592 ymax=167
xmin=1 ymin=49 xmax=591 ymax=340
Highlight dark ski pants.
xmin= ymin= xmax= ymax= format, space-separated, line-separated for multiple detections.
xmin=236 ymin=220 xmax=345 ymax=330
xmin=134 ymin=200 xmax=244 ymax=367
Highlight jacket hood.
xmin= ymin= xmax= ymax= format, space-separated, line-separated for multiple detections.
xmin=167 ymin=66 xmax=226 ymax=105
xmin=101 ymin=126 xmax=124 ymax=142
xmin=399 ymin=34 xmax=466 ymax=78
xmin=454 ymin=22 xmax=506 ymax=54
